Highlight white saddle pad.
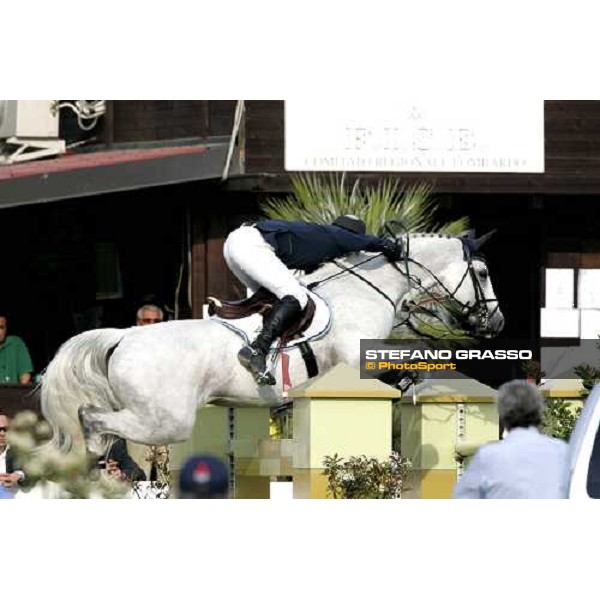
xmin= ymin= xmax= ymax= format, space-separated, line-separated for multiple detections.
xmin=211 ymin=288 xmax=331 ymax=349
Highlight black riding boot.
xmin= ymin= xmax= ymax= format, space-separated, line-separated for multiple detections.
xmin=238 ymin=295 xmax=302 ymax=385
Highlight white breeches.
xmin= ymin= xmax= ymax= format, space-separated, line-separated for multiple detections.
xmin=223 ymin=225 xmax=308 ymax=309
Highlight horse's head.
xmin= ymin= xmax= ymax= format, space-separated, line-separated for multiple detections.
xmin=396 ymin=232 xmax=504 ymax=339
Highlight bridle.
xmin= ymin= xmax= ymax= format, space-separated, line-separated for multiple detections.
xmin=455 ymin=237 xmax=501 ymax=336
xmin=392 ymin=223 xmax=502 ymax=337
xmin=309 ymin=224 xmax=500 ymax=339
xmin=390 ymin=231 xmax=500 ymax=338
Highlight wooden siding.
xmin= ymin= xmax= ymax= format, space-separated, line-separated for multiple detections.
xmin=191 ymin=194 xmax=261 ymax=318
xmin=245 ymin=100 xmax=285 ymax=173
xmin=0 ymin=385 xmax=39 ymax=417
xmin=107 ymin=101 xmax=236 ymax=144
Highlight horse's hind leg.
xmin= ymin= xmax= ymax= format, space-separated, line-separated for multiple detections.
xmin=78 ymin=406 xmax=111 ymax=456
xmin=79 ymin=407 xmax=168 ymax=448
xmin=81 ymin=406 xmax=195 ymax=447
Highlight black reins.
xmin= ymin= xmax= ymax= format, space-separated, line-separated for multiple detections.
xmin=308 ymin=253 xmax=397 ymax=312
xmin=308 ymin=228 xmax=499 ymax=338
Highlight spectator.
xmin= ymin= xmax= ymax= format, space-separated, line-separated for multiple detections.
xmin=0 ymin=409 xmax=26 ymax=492
xmin=136 ymin=304 xmax=164 ymax=326
xmin=179 ymin=454 xmax=230 ymax=499
xmin=453 ymin=380 xmax=570 ymax=499
xmin=0 ymin=312 xmax=33 ymax=384
xmin=97 ymin=437 xmax=146 ymax=483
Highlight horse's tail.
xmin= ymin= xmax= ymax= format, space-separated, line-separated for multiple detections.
xmin=40 ymin=328 xmax=128 ymax=454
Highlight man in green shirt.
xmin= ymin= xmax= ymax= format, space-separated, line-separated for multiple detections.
xmin=0 ymin=314 xmax=33 ymax=384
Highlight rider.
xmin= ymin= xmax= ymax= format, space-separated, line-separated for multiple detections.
xmin=223 ymin=215 xmax=403 ymax=384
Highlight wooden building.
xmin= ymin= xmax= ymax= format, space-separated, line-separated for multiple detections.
xmin=1 ymin=101 xmax=247 ymax=377
xmin=238 ymin=101 xmax=600 ymax=357
xmin=1 ymin=100 xmax=600 ymax=404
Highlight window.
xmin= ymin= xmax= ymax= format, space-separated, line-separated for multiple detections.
xmin=95 ymin=241 xmax=123 ymax=300
xmin=545 ymin=268 xmax=574 ymax=308
xmin=541 ymin=265 xmax=600 ymax=340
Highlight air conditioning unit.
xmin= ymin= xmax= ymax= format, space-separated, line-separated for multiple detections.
xmin=0 ymin=100 xmax=59 ymax=138
xmin=0 ymin=100 xmax=65 ymax=164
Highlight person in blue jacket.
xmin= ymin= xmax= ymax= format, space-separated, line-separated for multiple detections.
xmin=223 ymin=215 xmax=402 ymax=384
xmin=453 ymin=380 xmax=570 ymax=499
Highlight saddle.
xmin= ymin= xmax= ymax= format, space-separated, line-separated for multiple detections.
xmin=207 ymin=287 xmax=316 ymax=340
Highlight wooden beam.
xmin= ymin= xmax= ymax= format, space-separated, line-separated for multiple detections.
xmin=191 ymin=207 xmax=206 ymax=319
xmin=206 ymin=214 xmax=230 ymax=299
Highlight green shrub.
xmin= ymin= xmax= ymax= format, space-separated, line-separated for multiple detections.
xmin=322 ymin=452 xmax=411 ymax=499
xmin=541 ymin=398 xmax=581 ymax=442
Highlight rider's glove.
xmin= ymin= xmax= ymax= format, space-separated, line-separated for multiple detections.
xmin=381 ymin=239 xmax=402 ymax=262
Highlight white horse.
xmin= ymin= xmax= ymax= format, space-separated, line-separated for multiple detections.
xmin=40 ymin=233 xmax=504 ymax=456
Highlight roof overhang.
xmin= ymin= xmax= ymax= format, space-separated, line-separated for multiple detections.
xmin=0 ymin=140 xmax=236 ymax=209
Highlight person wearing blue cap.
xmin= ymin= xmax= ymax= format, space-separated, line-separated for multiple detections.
xmin=224 ymin=215 xmax=402 ymax=385
xmin=178 ymin=454 xmax=230 ymax=499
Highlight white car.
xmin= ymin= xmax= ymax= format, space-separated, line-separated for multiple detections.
xmin=568 ymin=383 xmax=600 ymax=498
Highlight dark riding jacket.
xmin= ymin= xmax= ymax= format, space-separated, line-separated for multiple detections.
xmin=253 ymin=220 xmax=393 ymax=271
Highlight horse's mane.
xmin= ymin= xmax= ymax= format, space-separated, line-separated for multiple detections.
xmin=402 ymin=233 xmax=460 ymax=239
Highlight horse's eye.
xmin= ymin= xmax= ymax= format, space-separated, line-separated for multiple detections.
xmin=478 ymin=266 xmax=489 ymax=279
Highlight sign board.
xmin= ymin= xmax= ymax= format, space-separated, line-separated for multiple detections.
xmin=285 ymin=100 xmax=544 ymax=173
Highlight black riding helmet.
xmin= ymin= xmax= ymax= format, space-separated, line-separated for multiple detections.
xmin=331 ymin=214 xmax=367 ymax=235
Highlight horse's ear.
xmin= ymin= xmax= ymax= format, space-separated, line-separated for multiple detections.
xmin=472 ymin=229 xmax=497 ymax=250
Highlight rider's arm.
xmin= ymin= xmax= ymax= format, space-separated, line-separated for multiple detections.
xmin=333 ymin=229 xmax=397 ymax=254
xmin=361 ymin=235 xmax=397 ymax=253
xmin=358 ymin=235 xmax=402 ymax=262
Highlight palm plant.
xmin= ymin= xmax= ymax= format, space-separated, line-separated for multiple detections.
xmin=261 ymin=173 xmax=468 ymax=236
xmin=262 ymin=173 xmax=471 ymax=341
